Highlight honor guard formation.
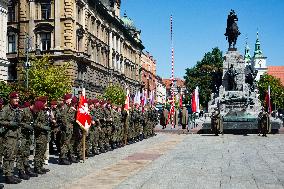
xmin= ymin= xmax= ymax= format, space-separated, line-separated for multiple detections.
xmin=0 ymin=92 xmax=158 ymax=187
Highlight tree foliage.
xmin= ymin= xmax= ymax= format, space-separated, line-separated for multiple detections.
xmin=103 ymin=85 xmax=126 ymax=105
xmin=184 ymin=47 xmax=223 ymax=109
xmin=258 ymin=74 xmax=284 ymax=110
xmin=19 ymin=55 xmax=72 ymax=101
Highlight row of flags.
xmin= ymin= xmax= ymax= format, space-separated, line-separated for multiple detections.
xmin=76 ymin=85 xmax=272 ymax=132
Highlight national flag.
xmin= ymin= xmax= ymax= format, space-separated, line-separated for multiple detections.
xmin=124 ymin=87 xmax=130 ymax=112
xmin=179 ymin=94 xmax=183 ymax=108
xmin=76 ymin=88 xmax=92 ymax=131
xmin=195 ymin=86 xmax=200 ymax=113
xmin=191 ymin=90 xmax=196 ymax=112
xmin=265 ymin=85 xmax=271 ymax=114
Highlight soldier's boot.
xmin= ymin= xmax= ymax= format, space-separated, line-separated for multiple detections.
xmin=41 ymin=168 xmax=50 ymax=173
xmin=139 ymin=134 xmax=144 ymax=141
xmin=59 ymin=158 xmax=71 ymax=165
xmin=0 ymin=183 xmax=4 ymax=189
xmin=34 ymin=168 xmax=46 ymax=175
xmin=5 ymin=175 xmax=22 ymax=184
xmin=25 ymin=169 xmax=38 ymax=177
xmin=70 ymin=156 xmax=79 ymax=163
xmin=92 ymin=149 xmax=100 ymax=155
xmin=19 ymin=170 xmax=30 ymax=180
xmin=111 ymin=142 xmax=117 ymax=149
xmin=100 ymin=146 xmax=106 ymax=153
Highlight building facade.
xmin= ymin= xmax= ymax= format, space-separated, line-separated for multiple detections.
xmin=268 ymin=66 xmax=284 ymax=86
xmin=162 ymin=78 xmax=185 ymax=105
xmin=0 ymin=0 xmax=9 ymax=81
xmin=141 ymin=51 xmax=157 ymax=100
xmin=6 ymin=0 xmax=144 ymax=97
xmin=156 ymin=75 xmax=166 ymax=104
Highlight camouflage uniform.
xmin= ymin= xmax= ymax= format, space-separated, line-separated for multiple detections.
xmin=17 ymin=107 xmax=37 ymax=178
xmin=56 ymin=104 xmax=76 ymax=164
xmin=0 ymin=104 xmax=22 ymax=178
xmin=98 ymin=106 xmax=107 ymax=152
xmin=86 ymin=109 xmax=96 ymax=156
xmin=34 ymin=108 xmax=51 ymax=174
xmin=121 ymin=109 xmax=129 ymax=145
xmin=104 ymin=107 xmax=113 ymax=150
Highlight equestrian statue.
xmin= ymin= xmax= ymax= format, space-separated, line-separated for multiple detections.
xmin=225 ymin=9 xmax=241 ymax=49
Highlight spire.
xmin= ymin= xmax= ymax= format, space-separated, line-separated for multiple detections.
xmin=244 ymin=36 xmax=251 ymax=64
xmin=254 ymin=31 xmax=263 ymax=58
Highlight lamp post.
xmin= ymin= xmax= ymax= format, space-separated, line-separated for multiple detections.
xmin=24 ymin=34 xmax=41 ymax=89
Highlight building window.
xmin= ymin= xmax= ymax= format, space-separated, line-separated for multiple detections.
xmin=8 ymin=5 xmax=16 ymax=22
xmin=7 ymin=34 xmax=16 ymax=53
xmin=41 ymin=3 xmax=51 ymax=20
xmin=40 ymin=33 xmax=51 ymax=51
xmin=76 ymin=35 xmax=82 ymax=51
xmin=77 ymin=5 xmax=81 ymax=22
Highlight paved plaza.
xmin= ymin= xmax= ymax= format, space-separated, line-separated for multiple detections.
xmin=3 ymin=133 xmax=284 ymax=189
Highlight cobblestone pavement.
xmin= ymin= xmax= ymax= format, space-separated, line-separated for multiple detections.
xmin=3 ymin=133 xmax=284 ymax=189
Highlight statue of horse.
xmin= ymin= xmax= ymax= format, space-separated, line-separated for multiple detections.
xmin=225 ymin=10 xmax=241 ymax=49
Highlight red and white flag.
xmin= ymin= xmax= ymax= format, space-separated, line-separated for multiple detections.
xmin=191 ymin=86 xmax=200 ymax=113
xmin=265 ymin=85 xmax=271 ymax=114
xmin=124 ymin=87 xmax=130 ymax=112
xmin=76 ymin=88 xmax=92 ymax=131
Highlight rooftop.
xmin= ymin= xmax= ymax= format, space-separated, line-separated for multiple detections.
xmin=267 ymin=66 xmax=284 ymax=86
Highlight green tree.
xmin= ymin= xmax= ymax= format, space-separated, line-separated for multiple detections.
xmin=258 ymin=74 xmax=284 ymax=110
xmin=103 ymin=85 xmax=126 ymax=106
xmin=184 ymin=47 xmax=223 ymax=109
xmin=19 ymin=55 xmax=72 ymax=100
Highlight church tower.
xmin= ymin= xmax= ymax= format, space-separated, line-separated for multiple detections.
xmin=244 ymin=37 xmax=252 ymax=66
xmin=251 ymin=32 xmax=267 ymax=81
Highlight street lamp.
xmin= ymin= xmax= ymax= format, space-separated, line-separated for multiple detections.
xmin=24 ymin=34 xmax=41 ymax=89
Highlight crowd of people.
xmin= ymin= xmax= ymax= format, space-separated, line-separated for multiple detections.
xmin=0 ymin=92 xmax=158 ymax=187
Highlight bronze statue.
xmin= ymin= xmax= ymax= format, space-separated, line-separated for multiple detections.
xmin=227 ymin=64 xmax=238 ymax=91
xmin=225 ymin=9 xmax=241 ymax=49
xmin=245 ymin=65 xmax=258 ymax=91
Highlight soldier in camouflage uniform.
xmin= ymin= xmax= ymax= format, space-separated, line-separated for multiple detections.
xmin=49 ymin=100 xmax=59 ymax=154
xmin=111 ymin=105 xmax=120 ymax=149
xmin=98 ymin=100 xmax=107 ymax=153
xmin=211 ymin=107 xmax=222 ymax=136
xmin=116 ymin=105 xmax=124 ymax=147
xmin=86 ymin=99 xmax=96 ymax=157
xmin=104 ymin=101 xmax=114 ymax=150
xmin=121 ymin=104 xmax=129 ymax=145
xmin=34 ymin=99 xmax=52 ymax=174
xmin=91 ymin=99 xmax=101 ymax=155
xmin=16 ymin=102 xmax=38 ymax=180
xmin=0 ymin=92 xmax=23 ymax=184
xmin=128 ymin=103 xmax=136 ymax=144
xmin=57 ymin=94 xmax=77 ymax=165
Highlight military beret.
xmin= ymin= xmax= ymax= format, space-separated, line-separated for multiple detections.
xmin=72 ymin=96 xmax=78 ymax=104
xmin=88 ymin=99 xmax=93 ymax=105
xmin=0 ymin=98 xmax=4 ymax=105
xmin=63 ymin=93 xmax=72 ymax=101
xmin=50 ymin=100 xmax=57 ymax=105
xmin=37 ymin=96 xmax=48 ymax=103
xmin=23 ymin=101 xmax=31 ymax=108
xmin=9 ymin=91 xmax=19 ymax=99
xmin=99 ymin=100 xmax=105 ymax=105
xmin=93 ymin=99 xmax=99 ymax=104
xmin=34 ymin=101 xmax=45 ymax=111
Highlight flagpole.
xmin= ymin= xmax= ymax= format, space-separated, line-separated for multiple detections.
xmin=82 ymin=130 xmax=86 ymax=162
xmin=170 ymin=14 xmax=175 ymax=128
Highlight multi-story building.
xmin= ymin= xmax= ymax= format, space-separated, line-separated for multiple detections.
xmin=141 ymin=51 xmax=157 ymax=100
xmin=268 ymin=66 xmax=284 ymax=86
xmin=0 ymin=0 xmax=9 ymax=81
xmin=6 ymin=0 xmax=144 ymax=97
xmin=156 ymin=75 xmax=166 ymax=104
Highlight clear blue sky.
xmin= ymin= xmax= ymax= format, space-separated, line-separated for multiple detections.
xmin=121 ymin=0 xmax=284 ymax=79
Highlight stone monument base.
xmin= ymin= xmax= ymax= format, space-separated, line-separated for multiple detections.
xmin=201 ymin=118 xmax=282 ymax=134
